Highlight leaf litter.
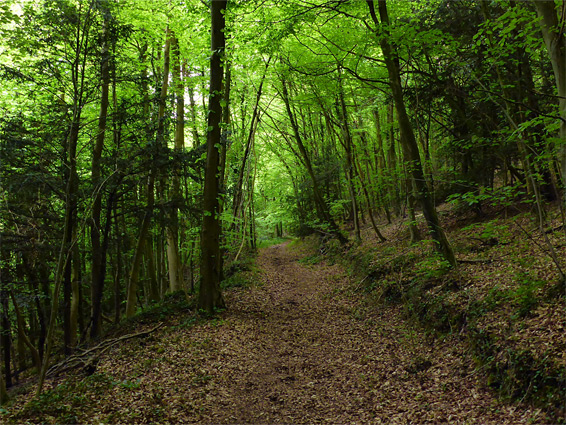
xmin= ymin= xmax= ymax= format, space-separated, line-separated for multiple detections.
xmin=4 ymin=241 xmax=552 ymax=424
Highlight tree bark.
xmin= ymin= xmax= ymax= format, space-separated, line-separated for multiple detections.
xmin=70 ymin=227 xmax=80 ymax=346
xmin=145 ymin=237 xmax=160 ymax=302
xmin=355 ymin=157 xmax=387 ymax=242
xmin=125 ymin=173 xmax=155 ymax=318
xmin=336 ymin=68 xmax=361 ymax=242
xmin=90 ymin=7 xmax=111 ymax=338
xmin=218 ymin=59 xmax=233 ymax=283
xmin=386 ymin=102 xmax=400 ymax=217
xmin=112 ymin=203 xmax=122 ymax=323
xmin=63 ymin=118 xmax=80 ymax=355
xmin=199 ymin=0 xmax=228 ymax=313
xmin=0 ymin=282 xmax=12 ymax=388
xmin=166 ymin=34 xmax=184 ymax=293
xmin=534 ymin=1 xmax=566 ymax=200
xmin=0 ymin=359 xmax=7 ymax=404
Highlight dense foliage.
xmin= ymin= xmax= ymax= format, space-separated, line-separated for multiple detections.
xmin=0 ymin=0 xmax=564 ymax=406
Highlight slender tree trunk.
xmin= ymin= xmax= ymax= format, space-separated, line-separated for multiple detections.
xmin=156 ymin=29 xmax=172 ymax=297
xmin=126 ymin=29 xmax=170 ymax=316
xmin=0 ymin=282 xmax=12 ymax=388
xmin=36 ymin=263 xmax=49 ymax=360
xmin=9 ymin=292 xmax=41 ymax=370
xmin=355 ymin=158 xmax=387 ymax=242
xmin=199 ymin=0 xmax=228 ymax=313
xmin=280 ymin=78 xmax=348 ymax=244
xmin=232 ymin=57 xmax=271 ymax=226
xmin=22 ymin=255 xmax=47 ymax=362
xmin=367 ymin=0 xmax=456 ymax=266
xmin=406 ymin=178 xmax=421 ymax=244
xmin=70 ymin=227 xmax=80 ymax=346
xmin=90 ymin=8 xmax=111 ymax=339
xmin=110 ymin=39 xmax=122 ymax=325
xmin=534 ymin=1 xmax=566 ymax=203
xmin=336 ymin=68 xmax=361 ymax=241
xmin=112 ymin=203 xmax=122 ymax=323
xmin=187 ymin=70 xmax=202 ymax=147
xmin=0 ymin=357 xmax=7 ymax=404
xmin=145 ymin=237 xmax=160 ymax=302
xmin=218 ymin=59 xmax=232 ymax=283
xmin=188 ymin=240 xmax=196 ymax=293
xmin=125 ymin=173 xmax=155 ymax=318
xmin=63 ymin=117 xmax=80 ymax=355
xmin=166 ymin=34 xmax=184 ymax=293
xmin=386 ymin=102 xmax=400 ymax=216
xmin=373 ymin=109 xmax=392 ymax=223
xmin=37 ymin=194 xmax=76 ymax=394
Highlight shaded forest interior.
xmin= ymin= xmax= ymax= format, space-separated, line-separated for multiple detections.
xmin=0 ymin=0 xmax=565 ymax=422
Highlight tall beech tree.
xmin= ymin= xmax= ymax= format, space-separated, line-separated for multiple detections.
xmin=166 ymin=33 xmax=185 ymax=294
xmin=366 ymin=0 xmax=456 ymax=267
xmin=534 ymin=0 xmax=566 ymax=203
xmin=90 ymin=1 xmax=112 ymax=339
xmin=199 ymin=0 xmax=228 ymax=313
xmin=126 ymin=26 xmax=172 ymax=318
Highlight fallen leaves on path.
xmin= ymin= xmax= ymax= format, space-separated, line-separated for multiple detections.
xmin=4 ymin=241 xmax=549 ymax=424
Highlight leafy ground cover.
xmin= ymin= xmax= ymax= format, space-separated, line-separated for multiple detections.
xmin=328 ymin=202 xmax=565 ymax=421
xmin=2 ymin=229 xmax=557 ymax=423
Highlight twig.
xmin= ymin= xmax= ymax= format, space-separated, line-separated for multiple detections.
xmin=47 ymin=323 xmax=165 ymax=377
xmin=457 ymin=259 xmax=493 ymax=264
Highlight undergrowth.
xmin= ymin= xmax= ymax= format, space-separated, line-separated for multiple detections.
xmin=9 ymin=373 xmax=115 ymax=424
xmin=222 ymin=255 xmax=259 ymax=290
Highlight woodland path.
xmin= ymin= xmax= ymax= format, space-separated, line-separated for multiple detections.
xmin=57 ymin=241 xmax=543 ymax=423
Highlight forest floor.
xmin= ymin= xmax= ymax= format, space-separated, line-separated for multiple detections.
xmin=3 ymin=239 xmax=552 ymax=424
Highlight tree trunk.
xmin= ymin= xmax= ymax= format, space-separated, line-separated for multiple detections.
xmin=187 ymin=70 xmax=202 ymax=147
xmin=9 ymin=292 xmax=41 ymax=370
xmin=336 ymin=68 xmax=361 ymax=242
xmin=90 ymin=8 xmax=111 ymax=339
xmin=199 ymin=0 xmax=228 ymax=313
xmin=145 ymin=237 xmax=160 ymax=302
xmin=367 ymin=0 xmax=456 ymax=267
xmin=126 ymin=28 xmax=170 ymax=317
xmin=373 ymin=109 xmax=392 ymax=223
xmin=125 ymin=173 xmax=155 ymax=318
xmin=0 ymin=359 xmax=7 ymax=404
xmin=218 ymin=59 xmax=233 ymax=284
xmin=534 ymin=1 xmax=566 ymax=202
xmin=232 ymin=57 xmax=271 ymax=227
xmin=70 ymin=227 xmax=80 ymax=346
xmin=0 ymin=283 xmax=12 ymax=388
xmin=112 ymin=203 xmax=122 ymax=323
xmin=386 ymin=102 xmax=401 ymax=216
xmin=355 ymin=157 xmax=387 ymax=242
xmin=280 ymin=78 xmax=348 ymax=244
xmin=406 ymin=178 xmax=421 ymax=244
xmin=166 ymin=34 xmax=184 ymax=293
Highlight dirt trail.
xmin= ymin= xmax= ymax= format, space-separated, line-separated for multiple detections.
xmin=154 ymin=241 xmax=542 ymax=424
xmin=57 ymin=242 xmax=545 ymax=423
